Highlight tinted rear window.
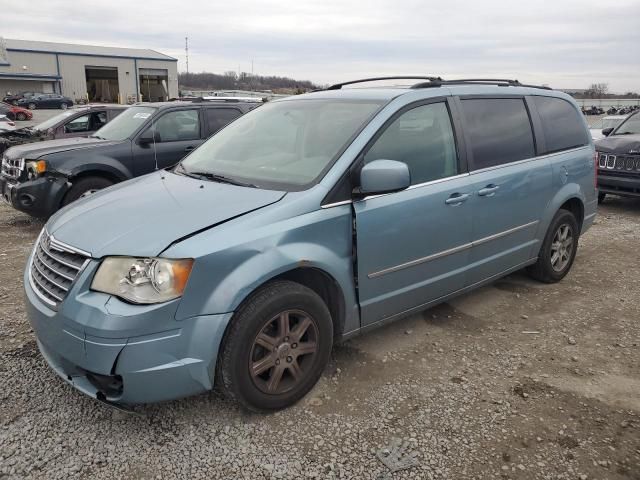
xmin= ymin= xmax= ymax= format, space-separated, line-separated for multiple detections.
xmin=461 ymin=98 xmax=535 ymax=170
xmin=533 ymin=96 xmax=588 ymax=153
xmin=205 ymin=108 xmax=243 ymax=136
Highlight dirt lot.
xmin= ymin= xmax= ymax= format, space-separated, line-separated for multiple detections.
xmin=0 ymin=197 xmax=638 ymax=479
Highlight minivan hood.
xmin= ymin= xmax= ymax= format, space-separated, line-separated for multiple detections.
xmin=595 ymin=134 xmax=640 ymax=154
xmin=5 ymin=137 xmax=121 ymax=160
xmin=47 ymin=170 xmax=286 ymax=257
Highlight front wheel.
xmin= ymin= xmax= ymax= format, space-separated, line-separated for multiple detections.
xmin=527 ymin=209 xmax=579 ymax=283
xmin=217 ymin=281 xmax=333 ymax=412
xmin=16 ymin=112 xmax=27 ymax=121
xmin=62 ymin=176 xmax=114 ymax=206
xmin=27 ymin=103 xmax=36 ymax=110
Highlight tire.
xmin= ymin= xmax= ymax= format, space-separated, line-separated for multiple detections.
xmin=62 ymin=176 xmax=114 ymax=206
xmin=27 ymin=103 xmax=36 ymax=110
xmin=527 ymin=209 xmax=579 ymax=283
xmin=60 ymin=103 xmax=68 ymax=110
xmin=16 ymin=113 xmax=27 ymax=121
xmin=11 ymin=100 xmax=18 ymax=106
xmin=217 ymin=280 xmax=333 ymax=412
xmin=598 ymin=192 xmax=606 ymax=204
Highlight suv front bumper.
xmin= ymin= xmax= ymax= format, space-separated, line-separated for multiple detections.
xmin=1 ymin=176 xmax=69 ymax=218
xmin=598 ymin=172 xmax=640 ymax=198
xmin=24 ymin=260 xmax=233 ymax=404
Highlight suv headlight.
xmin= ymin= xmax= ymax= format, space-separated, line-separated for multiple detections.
xmin=26 ymin=160 xmax=46 ymax=179
xmin=91 ymin=257 xmax=194 ymax=304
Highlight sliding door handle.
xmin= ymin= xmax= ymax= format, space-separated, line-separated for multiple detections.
xmin=478 ymin=185 xmax=500 ymax=196
xmin=445 ymin=193 xmax=470 ymax=205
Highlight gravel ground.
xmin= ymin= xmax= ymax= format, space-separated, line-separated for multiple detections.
xmin=0 ymin=197 xmax=638 ymax=480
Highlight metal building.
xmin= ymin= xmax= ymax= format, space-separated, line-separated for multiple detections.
xmin=0 ymin=38 xmax=178 ymax=104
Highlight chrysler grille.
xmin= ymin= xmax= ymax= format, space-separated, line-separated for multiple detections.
xmin=598 ymin=153 xmax=640 ymax=172
xmin=29 ymin=231 xmax=90 ymax=308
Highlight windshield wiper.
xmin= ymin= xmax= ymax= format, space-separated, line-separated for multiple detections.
xmin=182 ymin=169 xmax=258 ymax=188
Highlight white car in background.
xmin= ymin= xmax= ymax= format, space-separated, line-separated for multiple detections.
xmin=589 ymin=115 xmax=627 ymax=140
xmin=0 ymin=114 xmax=17 ymax=133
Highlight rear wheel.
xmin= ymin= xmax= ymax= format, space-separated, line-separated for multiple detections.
xmin=27 ymin=103 xmax=36 ymax=110
xmin=62 ymin=176 xmax=114 ymax=206
xmin=16 ymin=112 xmax=27 ymax=121
xmin=217 ymin=281 xmax=333 ymax=412
xmin=528 ymin=209 xmax=579 ymax=283
xmin=60 ymin=103 xmax=68 ymax=110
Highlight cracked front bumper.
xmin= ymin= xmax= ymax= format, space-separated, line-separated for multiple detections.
xmin=24 ymin=261 xmax=233 ymax=404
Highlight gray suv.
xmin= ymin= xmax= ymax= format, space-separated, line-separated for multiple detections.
xmin=1 ymin=99 xmax=262 ymax=217
xmin=22 ymin=77 xmax=597 ymax=411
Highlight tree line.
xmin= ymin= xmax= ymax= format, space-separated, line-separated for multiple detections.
xmin=572 ymin=83 xmax=639 ymax=99
xmin=179 ymin=71 xmax=319 ymax=93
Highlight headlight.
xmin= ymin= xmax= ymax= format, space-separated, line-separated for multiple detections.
xmin=91 ymin=257 xmax=194 ymax=304
xmin=26 ymin=159 xmax=46 ymax=179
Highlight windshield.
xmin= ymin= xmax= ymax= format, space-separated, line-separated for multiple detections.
xmin=34 ymin=110 xmax=77 ymax=131
xmin=92 ymin=106 xmax=154 ymax=141
xmin=179 ymin=99 xmax=383 ymax=190
xmin=613 ymin=113 xmax=640 ymax=135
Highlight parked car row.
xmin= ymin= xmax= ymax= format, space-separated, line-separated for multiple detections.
xmin=1 ymin=98 xmax=262 ymax=216
xmin=607 ymin=105 xmax=639 ymax=116
xmin=2 ymin=91 xmax=75 ymax=109
xmin=2 ymin=77 xmax=600 ymax=412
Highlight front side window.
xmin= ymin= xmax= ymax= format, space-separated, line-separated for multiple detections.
xmin=92 ymin=106 xmax=156 ymax=141
xmin=180 ymin=99 xmax=383 ymax=190
xmin=364 ymin=102 xmax=458 ymax=185
xmin=534 ymin=96 xmax=588 ymax=153
xmin=150 ymin=109 xmax=200 ymax=142
xmin=613 ymin=112 xmax=640 ymax=136
xmin=64 ymin=114 xmax=90 ymax=133
xmin=461 ymin=98 xmax=535 ymax=169
xmin=35 ymin=110 xmax=75 ymax=131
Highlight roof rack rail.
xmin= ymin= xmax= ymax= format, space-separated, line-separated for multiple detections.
xmin=326 ymin=76 xmax=444 ymax=90
xmin=190 ymin=96 xmax=265 ymax=103
xmin=411 ymin=78 xmax=551 ymax=90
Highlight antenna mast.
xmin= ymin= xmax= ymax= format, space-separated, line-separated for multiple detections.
xmin=185 ymin=36 xmax=189 ymax=75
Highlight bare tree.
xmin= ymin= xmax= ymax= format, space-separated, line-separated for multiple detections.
xmin=587 ymin=83 xmax=609 ymax=98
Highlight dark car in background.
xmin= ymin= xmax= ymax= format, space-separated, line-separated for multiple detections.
xmin=2 ymin=91 xmax=42 ymax=105
xmin=596 ymin=111 xmax=640 ymax=202
xmin=0 ymin=102 xmax=33 ymax=121
xmin=17 ymin=94 xmax=74 ymax=110
xmin=0 ymin=105 xmax=127 ymax=155
xmin=1 ymin=99 xmax=262 ymax=217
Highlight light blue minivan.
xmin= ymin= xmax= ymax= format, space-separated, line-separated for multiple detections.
xmin=24 ymin=77 xmax=597 ymax=411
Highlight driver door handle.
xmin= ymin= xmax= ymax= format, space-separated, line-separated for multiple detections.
xmin=184 ymin=146 xmax=196 ymax=152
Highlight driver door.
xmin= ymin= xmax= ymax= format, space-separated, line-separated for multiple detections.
xmin=354 ymin=99 xmax=474 ymax=326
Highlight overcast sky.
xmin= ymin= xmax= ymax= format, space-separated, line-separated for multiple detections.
xmin=1 ymin=0 xmax=639 ymax=92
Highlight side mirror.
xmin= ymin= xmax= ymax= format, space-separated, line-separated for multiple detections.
xmin=358 ymin=159 xmax=410 ymax=196
xmin=602 ymin=127 xmax=614 ymax=137
xmin=138 ymin=130 xmax=160 ymax=145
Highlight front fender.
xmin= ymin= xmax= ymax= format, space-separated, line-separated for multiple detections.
xmin=66 ymin=157 xmax=132 ymax=181
xmin=171 ymin=206 xmax=360 ymax=334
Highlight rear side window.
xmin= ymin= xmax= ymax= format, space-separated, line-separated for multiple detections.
xmin=461 ymin=98 xmax=535 ymax=170
xmin=533 ymin=97 xmax=588 ymax=153
xmin=205 ymin=108 xmax=242 ymax=136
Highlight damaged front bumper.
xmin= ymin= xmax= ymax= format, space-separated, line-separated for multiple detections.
xmin=1 ymin=175 xmax=69 ymax=218
xmin=24 ymin=259 xmax=233 ymax=404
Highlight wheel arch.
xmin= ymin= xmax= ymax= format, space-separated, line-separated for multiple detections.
xmin=537 ymin=184 xmax=586 ymax=242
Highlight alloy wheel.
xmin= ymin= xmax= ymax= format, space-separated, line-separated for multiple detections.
xmin=249 ymin=309 xmax=319 ymax=395
xmin=550 ymin=224 xmax=573 ymax=272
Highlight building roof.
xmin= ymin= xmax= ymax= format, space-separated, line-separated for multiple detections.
xmin=5 ymin=38 xmax=177 ymax=62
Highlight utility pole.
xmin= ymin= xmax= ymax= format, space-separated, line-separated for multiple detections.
xmin=185 ymin=36 xmax=189 ymax=75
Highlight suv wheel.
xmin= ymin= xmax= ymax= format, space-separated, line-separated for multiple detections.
xmin=62 ymin=176 xmax=114 ymax=206
xmin=27 ymin=103 xmax=36 ymax=110
xmin=217 ymin=281 xmax=333 ymax=412
xmin=528 ymin=209 xmax=579 ymax=283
